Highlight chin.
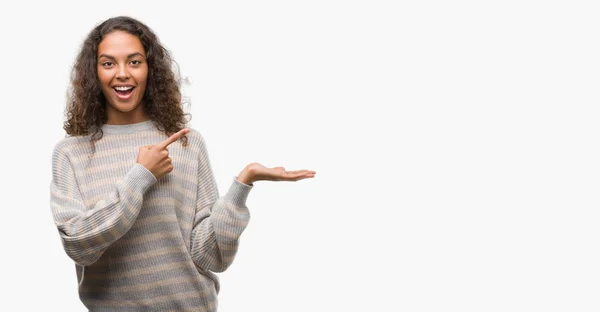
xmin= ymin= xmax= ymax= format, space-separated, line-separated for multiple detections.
xmin=109 ymin=101 xmax=141 ymax=113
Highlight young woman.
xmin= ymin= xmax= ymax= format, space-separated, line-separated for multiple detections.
xmin=50 ymin=15 xmax=315 ymax=311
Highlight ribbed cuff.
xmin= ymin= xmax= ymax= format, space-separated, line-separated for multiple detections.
xmin=124 ymin=163 xmax=158 ymax=194
xmin=224 ymin=177 xmax=254 ymax=207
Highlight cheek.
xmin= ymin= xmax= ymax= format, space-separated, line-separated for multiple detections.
xmin=138 ymin=64 xmax=148 ymax=81
xmin=97 ymin=70 xmax=111 ymax=87
xmin=139 ymin=69 xmax=149 ymax=84
xmin=136 ymin=71 xmax=149 ymax=89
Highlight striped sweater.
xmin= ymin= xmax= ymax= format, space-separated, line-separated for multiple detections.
xmin=49 ymin=119 xmax=253 ymax=311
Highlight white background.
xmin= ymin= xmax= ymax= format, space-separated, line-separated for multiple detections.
xmin=1 ymin=0 xmax=599 ymax=311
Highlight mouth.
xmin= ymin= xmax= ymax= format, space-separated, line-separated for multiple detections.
xmin=112 ymin=85 xmax=136 ymax=100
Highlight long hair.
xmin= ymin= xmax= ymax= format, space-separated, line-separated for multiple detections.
xmin=63 ymin=16 xmax=189 ymax=145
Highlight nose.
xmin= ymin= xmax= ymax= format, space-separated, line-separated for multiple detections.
xmin=116 ymin=64 xmax=130 ymax=80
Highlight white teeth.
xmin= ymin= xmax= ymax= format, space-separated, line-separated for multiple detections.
xmin=114 ymin=86 xmax=133 ymax=91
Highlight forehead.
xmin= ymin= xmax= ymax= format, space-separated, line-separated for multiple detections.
xmin=97 ymin=30 xmax=145 ymax=58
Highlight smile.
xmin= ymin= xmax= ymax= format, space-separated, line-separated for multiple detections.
xmin=112 ymin=85 xmax=135 ymax=100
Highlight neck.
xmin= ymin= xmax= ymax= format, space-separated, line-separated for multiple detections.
xmin=105 ymin=104 xmax=150 ymax=125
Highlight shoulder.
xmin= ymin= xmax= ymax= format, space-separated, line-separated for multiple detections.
xmin=182 ymin=128 xmax=214 ymax=159
xmin=185 ymin=128 xmax=204 ymax=140
xmin=185 ymin=128 xmax=209 ymax=147
xmin=51 ymin=134 xmax=92 ymax=160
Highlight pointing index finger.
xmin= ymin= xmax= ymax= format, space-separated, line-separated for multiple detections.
xmin=156 ymin=128 xmax=189 ymax=149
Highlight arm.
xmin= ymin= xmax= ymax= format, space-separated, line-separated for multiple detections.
xmin=49 ymin=144 xmax=157 ymax=266
xmin=190 ymin=135 xmax=253 ymax=273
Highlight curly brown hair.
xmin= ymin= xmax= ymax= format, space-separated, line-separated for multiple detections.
xmin=63 ymin=16 xmax=189 ymax=146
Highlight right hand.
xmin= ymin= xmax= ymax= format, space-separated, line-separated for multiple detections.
xmin=136 ymin=128 xmax=190 ymax=179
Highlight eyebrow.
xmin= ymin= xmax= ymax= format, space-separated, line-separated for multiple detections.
xmin=98 ymin=52 xmax=145 ymax=60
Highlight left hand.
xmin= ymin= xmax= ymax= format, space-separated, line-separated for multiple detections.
xmin=237 ymin=162 xmax=316 ymax=185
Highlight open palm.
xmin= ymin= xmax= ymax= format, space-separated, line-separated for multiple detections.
xmin=246 ymin=162 xmax=315 ymax=183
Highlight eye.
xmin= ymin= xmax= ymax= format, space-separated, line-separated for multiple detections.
xmin=131 ymin=60 xmax=142 ymax=65
xmin=101 ymin=61 xmax=113 ymax=67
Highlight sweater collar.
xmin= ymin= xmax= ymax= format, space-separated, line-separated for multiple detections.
xmin=100 ymin=119 xmax=157 ymax=134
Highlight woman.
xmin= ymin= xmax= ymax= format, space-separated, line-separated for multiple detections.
xmin=50 ymin=15 xmax=315 ymax=311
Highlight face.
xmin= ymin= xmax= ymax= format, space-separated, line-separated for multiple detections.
xmin=97 ymin=30 xmax=149 ymax=124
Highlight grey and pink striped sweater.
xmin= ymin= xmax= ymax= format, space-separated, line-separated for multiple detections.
xmin=49 ymin=119 xmax=253 ymax=311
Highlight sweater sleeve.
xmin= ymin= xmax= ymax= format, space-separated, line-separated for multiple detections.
xmin=49 ymin=144 xmax=157 ymax=266
xmin=190 ymin=135 xmax=253 ymax=273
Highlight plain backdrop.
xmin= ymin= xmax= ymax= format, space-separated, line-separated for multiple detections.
xmin=1 ymin=0 xmax=599 ymax=311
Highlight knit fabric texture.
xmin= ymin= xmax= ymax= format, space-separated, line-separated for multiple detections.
xmin=49 ymin=119 xmax=253 ymax=311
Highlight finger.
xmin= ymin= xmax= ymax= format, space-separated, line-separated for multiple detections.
xmin=285 ymin=170 xmax=315 ymax=175
xmin=160 ymin=157 xmax=172 ymax=165
xmin=286 ymin=175 xmax=314 ymax=182
xmin=156 ymin=128 xmax=189 ymax=150
xmin=282 ymin=171 xmax=313 ymax=180
xmin=140 ymin=145 xmax=154 ymax=150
